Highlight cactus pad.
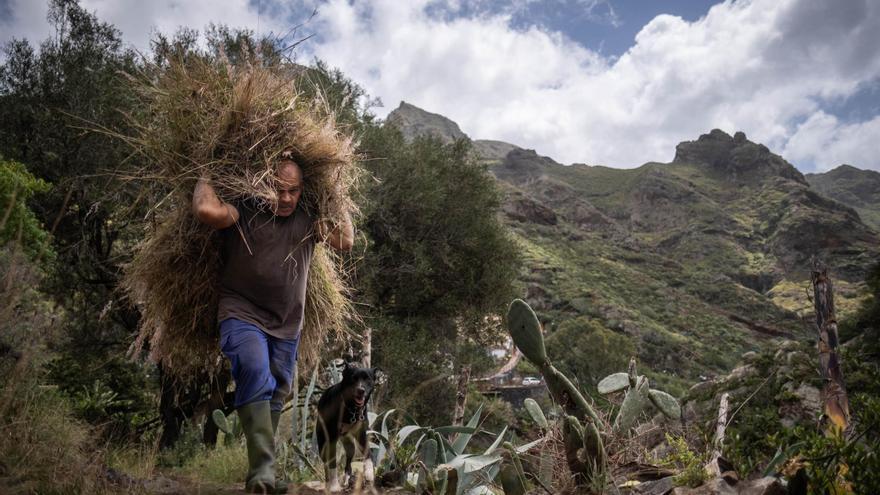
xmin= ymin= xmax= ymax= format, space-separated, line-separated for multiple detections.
xmin=524 ymin=398 xmax=548 ymax=429
xmin=614 ymin=375 xmax=650 ymax=432
xmin=597 ymin=372 xmax=630 ymax=394
xmin=506 ymin=299 xmax=547 ymax=365
xmin=648 ymin=389 xmax=682 ymax=420
xmin=212 ymin=409 xmax=230 ymax=434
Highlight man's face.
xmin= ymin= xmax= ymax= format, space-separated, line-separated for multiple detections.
xmin=273 ymin=161 xmax=303 ymax=217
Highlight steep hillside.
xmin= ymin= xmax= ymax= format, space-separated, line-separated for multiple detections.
xmin=807 ymin=164 xmax=880 ymax=231
xmin=385 ymin=103 xmax=880 ymax=394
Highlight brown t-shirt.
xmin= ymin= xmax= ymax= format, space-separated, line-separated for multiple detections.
xmin=217 ymin=200 xmax=316 ymax=340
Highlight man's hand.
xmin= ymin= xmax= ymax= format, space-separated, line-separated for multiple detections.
xmin=317 ymin=211 xmax=354 ymax=251
xmin=192 ymin=175 xmax=239 ymax=229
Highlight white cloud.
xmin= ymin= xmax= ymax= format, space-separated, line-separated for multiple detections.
xmin=2 ymin=0 xmax=879 ymax=171
xmin=0 ymin=0 xmax=291 ymax=54
xmin=304 ymin=0 xmax=880 ymax=170
xmin=783 ymin=112 xmax=880 ymax=172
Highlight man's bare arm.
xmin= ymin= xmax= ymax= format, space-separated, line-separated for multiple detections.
xmin=192 ymin=176 xmax=239 ymax=229
xmin=318 ymin=211 xmax=354 ymax=251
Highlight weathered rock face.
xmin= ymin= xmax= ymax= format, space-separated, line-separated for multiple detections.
xmin=627 ymin=168 xmax=704 ymax=231
xmin=763 ymin=181 xmax=879 ymax=281
xmin=473 ymin=139 xmax=520 ymax=161
xmin=674 ymin=130 xmax=806 ymax=185
xmin=492 ymin=148 xmax=560 ymax=183
xmin=502 ymin=196 xmax=558 ymax=225
xmin=386 ymin=101 xmax=468 ymax=144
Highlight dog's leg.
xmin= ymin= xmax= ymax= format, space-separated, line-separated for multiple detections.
xmin=363 ymin=457 xmax=375 ymax=484
xmin=358 ymin=425 xmax=374 ymax=485
xmin=342 ymin=435 xmax=356 ymax=488
xmin=321 ymin=438 xmax=343 ymax=493
xmin=327 ymin=466 xmax=343 ymax=493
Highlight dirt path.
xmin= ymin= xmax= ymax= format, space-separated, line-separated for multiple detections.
xmin=479 ymin=348 xmax=522 ymax=381
xmin=137 ymin=473 xmax=401 ymax=494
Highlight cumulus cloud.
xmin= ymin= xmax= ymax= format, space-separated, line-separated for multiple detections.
xmin=783 ymin=112 xmax=880 ymax=172
xmin=0 ymin=0 xmax=291 ymax=53
xmin=304 ymin=0 xmax=880 ymax=170
xmin=2 ymin=0 xmax=878 ymax=170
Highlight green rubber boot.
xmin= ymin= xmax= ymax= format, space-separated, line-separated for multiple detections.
xmin=238 ymin=401 xmax=277 ymax=494
xmin=271 ymin=410 xmax=281 ymax=437
xmin=270 ymin=410 xmax=288 ymax=494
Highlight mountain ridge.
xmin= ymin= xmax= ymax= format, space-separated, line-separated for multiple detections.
xmin=385 ymin=101 xmax=879 ymax=391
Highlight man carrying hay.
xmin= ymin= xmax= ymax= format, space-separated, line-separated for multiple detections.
xmin=193 ymin=158 xmax=353 ymax=494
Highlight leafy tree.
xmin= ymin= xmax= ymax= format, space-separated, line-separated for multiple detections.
xmin=357 ymin=126 xmax=520 ymax=423
xmin=0 ymin=0 xmax=151 ymax=438
xmin=0 ymin=157 xmax=53 ymax=262
xmin=546 ymin=316 xmax=634 ymax=391
xmin=358 ymin=127 xmax=519 ymax=321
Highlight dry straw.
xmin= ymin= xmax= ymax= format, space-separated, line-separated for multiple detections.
xmin=121 ymin=52 xmax=360 ymax=380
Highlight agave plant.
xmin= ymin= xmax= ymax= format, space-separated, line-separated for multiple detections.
xmin=368 ymin=404 xmax=543 ymax=495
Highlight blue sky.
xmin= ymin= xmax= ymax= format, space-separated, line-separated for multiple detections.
xmin=2 ymin=0 xmax=879 ymax=172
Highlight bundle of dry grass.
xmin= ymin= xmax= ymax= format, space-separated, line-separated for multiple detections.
xmin=121 ymin=53 xmax=360 ymax=380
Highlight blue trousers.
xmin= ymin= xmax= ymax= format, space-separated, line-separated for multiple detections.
xmin=220 ymin=318 xmax=300 ymax=412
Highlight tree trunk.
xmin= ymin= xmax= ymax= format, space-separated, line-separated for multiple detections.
xmin=811 ymin=259 xmax=850 ymax=434
xmin=362 ymin=326 xmax=372 ymax=368
xmin=158 ymin=365 xmax=184 ymax=449
xmin=158 ymin=366 xmax=210 ymax=449
xmin=451 ymin=364 xmax=471 ymax=435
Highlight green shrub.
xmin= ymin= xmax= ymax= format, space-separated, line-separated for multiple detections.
xmin=0 ymin=157 xmax=54 ymax=262
xmin=546 ymin=316 xmax=634 ymax=393
xmin=658 ymin=433 xmax=709 ymax=488
xmin=0 ymin=377 xmax=114 ymax=494
xmin=779 ymin=397 xmax=880 ymax=493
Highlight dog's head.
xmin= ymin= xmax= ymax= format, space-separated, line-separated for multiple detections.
xmin=340 ymin=363 xmax=378 ymax=409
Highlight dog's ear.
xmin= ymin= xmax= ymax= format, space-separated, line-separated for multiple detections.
xmin=341 ymin=360 xmax=354 ymax=379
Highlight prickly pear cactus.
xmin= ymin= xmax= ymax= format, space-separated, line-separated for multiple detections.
xmin=506 ymin=299 xmax=599 ymax=423
xmin=507 ymin=299 xmax=549 ymax=365
xmin=524 ymin=398 xmax=548 ymax=429
xmin=599 ymin=357 xmax=682 ymax=433
xmin=614 ymin=374 xmax=651 ymax=432
xmin=212 ymin=409 xmax=243 ymax=446
xmin=498 ymin=441 xmax=527 ymax=495
xmin=562 ymin=415 xmax=586 ymax=478
xmin=561 ymin=415 xmax=607 ymax=484
xmin=507 ymin=299 xmax=608 ymax=488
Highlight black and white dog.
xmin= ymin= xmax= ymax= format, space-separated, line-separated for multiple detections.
xmin=316 ymin=363 xmax=377 ymax=492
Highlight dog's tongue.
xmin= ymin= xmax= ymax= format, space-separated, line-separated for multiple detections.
xmin=354 ymin=397 xmax=365 ymax=407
